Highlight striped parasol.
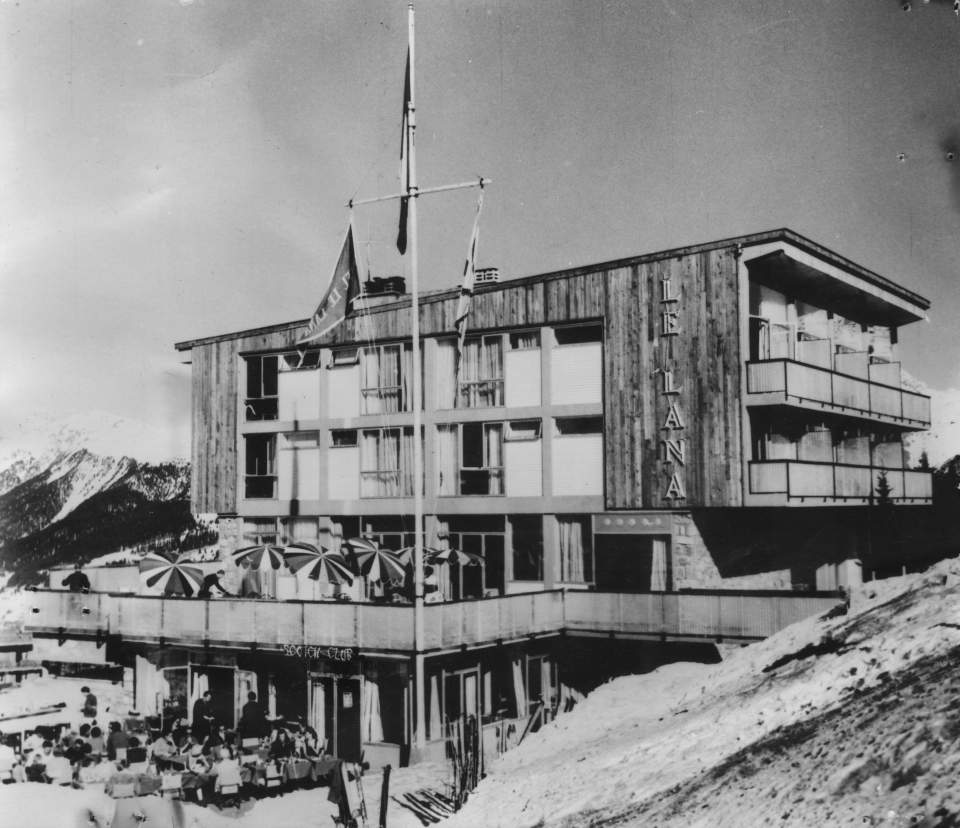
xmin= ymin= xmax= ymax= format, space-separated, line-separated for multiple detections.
xmin=282 ymin=542 xmax=354 ymax=585
xmin=139 ymin=551 xmax=205 ymax=597
xmin=231 ymin=543 xmax=287 ymax=572
xmin=344 ymin=538 xmax=407 ymax=584
xmin=426 ymin=547 xmax=484 ymax=567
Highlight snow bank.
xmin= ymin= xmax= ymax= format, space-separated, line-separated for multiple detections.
xmin=449 ymin=558 xmax=960 ymax=827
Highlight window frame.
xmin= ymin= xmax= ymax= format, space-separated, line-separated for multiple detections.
xmin=244 ymin=354 xmax=279 ymax=421
xmin=244 ymin=434 xmax=277 ymax=499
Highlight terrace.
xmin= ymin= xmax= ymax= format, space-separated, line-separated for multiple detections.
xmin=25 ymin=588 xmax=841 ymax=655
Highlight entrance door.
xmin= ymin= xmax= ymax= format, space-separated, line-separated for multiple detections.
xmin=196 ymin=666 xmax=235 ymax=729
xmin=594 ymin=535 xmax=671 ymax=591
xmin=312 ymin=675 xmax=362 ymax=762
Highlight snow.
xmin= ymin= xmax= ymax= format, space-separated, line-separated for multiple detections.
xmin=446 ymin=558 xmax=960 ymax=827
xmin=47 ymin=454 xmax=132 ymax=524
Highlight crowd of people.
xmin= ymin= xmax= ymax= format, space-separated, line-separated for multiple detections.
xmin=0 ymin=687 xmax=343 ymax=808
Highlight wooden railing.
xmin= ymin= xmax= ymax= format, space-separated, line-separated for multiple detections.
xmin=24 ymin=588 xmax=842 ymax=652
xmin=749 ymin=460 xmax=932 ymax=503
xmin=746 ymin=359 xmax=931 ymax=428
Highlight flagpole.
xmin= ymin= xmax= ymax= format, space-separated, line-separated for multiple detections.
xmin=408 ymin=0 xmax=427 ymax=754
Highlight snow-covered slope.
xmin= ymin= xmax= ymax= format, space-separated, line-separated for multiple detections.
xmin=448 ymin=559 xmax=960 ymax=828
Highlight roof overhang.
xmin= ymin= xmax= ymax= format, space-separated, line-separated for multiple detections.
xmin=742 ymin=242 xmax=928 ymax=327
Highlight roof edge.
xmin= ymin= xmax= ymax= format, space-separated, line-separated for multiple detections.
xmin=174 ymin=228 xmax=930 ymax=351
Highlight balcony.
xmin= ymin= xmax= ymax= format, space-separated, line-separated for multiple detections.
xmin=748 ymin=460 xmax=932 ymax=506
xmin=746 ymin=359 xmax=930 ymax=429
xmin=25 ymin=588 xmax=842 ymax=653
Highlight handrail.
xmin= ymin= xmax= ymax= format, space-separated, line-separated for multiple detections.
xmin=747 ymin=357 xmax=930 ymax=402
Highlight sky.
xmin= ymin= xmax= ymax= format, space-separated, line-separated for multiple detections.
xmin=2 ymin=0 xmax=960 ymax=462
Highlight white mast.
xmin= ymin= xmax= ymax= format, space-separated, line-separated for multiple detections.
xmin=349 ymin=0 xmax=490 ymax=754
xmin=407 ymin=0 xmax=427 ymax=753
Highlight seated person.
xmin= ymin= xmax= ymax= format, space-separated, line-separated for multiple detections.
xmin=106 ymin=722 xmax=129 ymax=760
xmin=28 ymin=740 xmax=54 ymax=777
xmin=43 ymin=748 xmax=74 ymax=786
xmin=22 ymin=731 xmax=45 ymax=759
xmin=87 ymin=726 xmax=105 ymax=759
xmin=212 ymin=753 xmax=243 ymax=792
xmin=268 ymin=729 xmax=293 ymax=760
xmin=186 ymin=737 xmax=211 ymax=774
xmin=147 ymin=732 xmax=175 ymax=761
xmin=79 ymin=756 xmax=116 ymax=787
xmin=65 ymin=738 xmax=88 ymax=765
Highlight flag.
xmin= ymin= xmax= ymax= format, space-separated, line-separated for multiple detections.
xmin=455 ymin=189 xmax=485 ymax=365
xmin=299 ymin=224 xmax=360 ymax=344
xmin=397 ymin=48 xmax=411 ymax=254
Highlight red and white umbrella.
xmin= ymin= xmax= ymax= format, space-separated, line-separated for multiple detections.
xmin=231 ymin=543 xmax=287 ymax=572
xmin=139 ymin=552 xmax=205 ymax=597
xmin=283 ymin=543 xmax=354 ymax=586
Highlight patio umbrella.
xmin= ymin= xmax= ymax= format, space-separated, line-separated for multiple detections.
xmin=394 ymin=545 xmax=442 ymax=566
xmin=138 ymin=552 xmax=205 ymax=597
xmin=231 ymin=543 xmax=287 ymax=572
xmin=346 ymin=539 xmax=407 ymax=584
xmin=427 ymin=547 xmax=484 ymax=567
xmin=282 ymin=542 xmax=354 ymax=586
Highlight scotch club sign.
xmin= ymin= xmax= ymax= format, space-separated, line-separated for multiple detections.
xmin=658 ymin=273 xmax=686 ymax=503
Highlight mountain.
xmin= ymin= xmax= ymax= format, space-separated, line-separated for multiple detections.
xmin=0 ymin=414 xmax=203 ymax=586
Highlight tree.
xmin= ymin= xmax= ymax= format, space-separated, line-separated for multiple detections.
xmin=875 ymin=469 xmax=892 ymax=505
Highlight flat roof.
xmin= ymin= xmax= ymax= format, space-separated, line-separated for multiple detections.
xmin=175 ymin=227 xmax=931 ymax=351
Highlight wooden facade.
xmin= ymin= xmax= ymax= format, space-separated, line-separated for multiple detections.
xmin=177 ymin=228 xmax=929 ymax=516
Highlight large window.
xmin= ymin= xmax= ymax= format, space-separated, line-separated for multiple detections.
xmin=360 ymin=427 xmax=417 ymax=497
xmin=511 ymin=515 xmax=543 ymax=581
xmin=245 ymin=355 xmax=279 ymax=421
xmin=445 ymin=517 xmax=506 ymax=598
xmin=361 ymin=344 xmax=413 ymax=414
xmin=437 ymin=422 xmax=504 ymax=496
xmin=460 ymin=335 xmax=503 ymax=407
xmin=243 ymin=518 xmax=278 ymax=545
xmin=245 ymin=435 xmax=277 ymax=499
xmin=558 ymin=516 xmax=593 ymax=583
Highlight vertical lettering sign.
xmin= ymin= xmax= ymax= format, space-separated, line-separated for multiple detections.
xmin=659 ymin=274 xmax=686 ymax=502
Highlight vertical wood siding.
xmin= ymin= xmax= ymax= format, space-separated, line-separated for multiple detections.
xmin=187 ymin=248 xmax=742 ymax=513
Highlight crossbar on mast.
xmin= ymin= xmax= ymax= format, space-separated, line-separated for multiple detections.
xmin=348 ymin=177 xmax=492 ymax=207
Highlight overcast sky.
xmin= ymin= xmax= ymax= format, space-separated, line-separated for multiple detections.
xmin=2 ymin=0 xmax=959 ymax=461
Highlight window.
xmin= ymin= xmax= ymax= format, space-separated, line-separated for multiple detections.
xmin=436 ymin=422 xmax=506 ymax=496
xmin=505 ymin=420 xmax=541 ymax=442
xmin=330 ymin=429 xmax=358 ymax=448
xmin=555 ymin=416 xmax=602 ymax=436
xmin=511 ymin=515 xmax=543 ymax=581
xmin=445 ymin=517 xmax=506 ymax=598
xmin=245 ymin=355 xmax=279 ymax=421
xmin=243 ymin=518 xmax=278 ymax=545
xmin=330 ymin=348 xmax=359 ymax=366
xmin=245 ymin=435 xmax=277 ymax=499
xmin=558 ymin=516 xmax=593 ymax=583
xmin=461 ymin=422 xmax=504 ymax=495
xmin=459 ymin=335 xmax=504 ymax=408
xmin=553 ymin=325 xmax=601 ymax=346
xmin=280 ymin=349 xmax=321 ymax=371
xmin=360 ymin=427 xmax=417 ymax=497
xmin=510 ymin=331 xmax=540 ymax=350
xmin=361 ymin=344 xmax=412 ymax=414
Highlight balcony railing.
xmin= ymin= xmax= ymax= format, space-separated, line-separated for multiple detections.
xmin=749 ymin=460 xmax=932 ymax=504
xmin=25 ymin=588 xmax=841 ymax=652
xmin=746 ymin=359 xmax=931 ymax=429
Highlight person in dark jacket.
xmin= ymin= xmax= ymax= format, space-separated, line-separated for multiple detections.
xmin=62 ymin=564 xmax=90 ymax=593
xmin=197 ymin=570 xmax=232 ymax=599
xmin=80 ymin=686 xmax=98 ymax=721
xmin=238 ymin=692 xmax=268 ymax=740
xmin=192 ymin=691 xmax=216 ymax=738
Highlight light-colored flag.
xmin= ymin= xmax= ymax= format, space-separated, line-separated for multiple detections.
xmin=299 ymin=224 xmax=360 ymax=344
xmin=455 ymin=189 xmax=485 ymax=365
